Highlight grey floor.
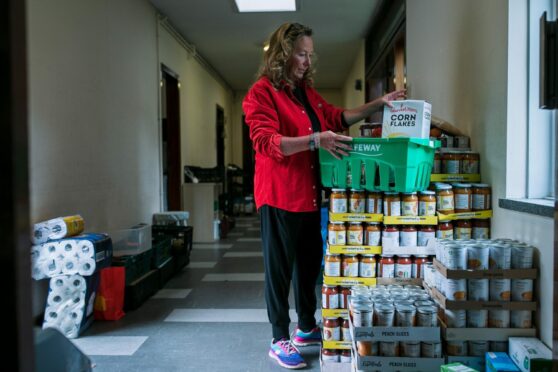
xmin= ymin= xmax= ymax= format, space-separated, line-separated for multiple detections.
xmin=76 ymin=216 xmax=323 ymax=372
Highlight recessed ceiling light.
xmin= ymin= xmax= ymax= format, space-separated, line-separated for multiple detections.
xmin=235 ymin=0 xmax=296 ymax=12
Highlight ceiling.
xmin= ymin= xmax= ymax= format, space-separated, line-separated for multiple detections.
xmin=149 ymin=0 xmax=382 ymax=90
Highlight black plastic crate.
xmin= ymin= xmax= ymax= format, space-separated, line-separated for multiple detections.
xmin=157 ymin=256 xmax=174 ymax=288
xmin=152 ymin=225 xmax=193 ymax=272
xmin=151 ymin=236 xmax=172 ymax=268
xmin=112 ymin=249 xmax=153 ymax=286
xmin=124 ymin=269 xmax=159 ymax=311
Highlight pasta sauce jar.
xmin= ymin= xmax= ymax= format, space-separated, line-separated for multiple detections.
xmin=419 ymin=191 xmax=436 ymax=216
xmin=382 ymin=225 xmax=399 ymax=247
xmin=324 ymin=254 xmax=341 ymax=277
xmin=462 ymin=152 xmax=480 ymax=174
xmin=379 ymin=255 xmax=395 ymax=278
xmin=436 ymin=184 xmax=455 ymax=214
xmin=322 ymin=285 xmax=339 ymax=309
xmin=401 ymin=192 xmax=418 ymax=216
xmin=349 ymin=189 xmax=365 ymax=213
xmin=453 ymin=183 xmax=472 ymax=213
xmin=383 ymin=192 xmax=401 ymax=216
xmin=437 ymin=221 xmax=454 ymax=239
xmin=330 ymin=189 xmax=347 ymax=213
xmin=328 ymin=221 xmax=346 ymax=245
xmin=367 ymin=192 xmax=383 ymax=214
xmin=347 ymin=222 xmax=363 ymax=245
xmin=359 ymin=255 xmax=377 ymax=278
xmin=472 ymin=184 xmax=491 ymax=211
xmin=443 ymin=151 xmax=462 ymax=174
xmin=454 ymin=220 xmax=472 ymax=240
xmin=342 ymin=254 xmax=359 ymax=277
xmin=365 ymin=222 xmax=381 ymax=246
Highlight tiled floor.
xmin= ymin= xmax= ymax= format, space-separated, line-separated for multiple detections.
xmin=77 ymin=216 xmax=323 ymax=371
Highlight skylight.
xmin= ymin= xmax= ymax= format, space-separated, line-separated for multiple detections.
xmin=235 ymin=0 xmax=296 ymax=12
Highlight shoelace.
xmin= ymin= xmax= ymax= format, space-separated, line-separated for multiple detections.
xmin=276 ymin=339 xmax=299 ymax=355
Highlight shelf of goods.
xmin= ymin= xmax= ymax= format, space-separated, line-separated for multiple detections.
xmin=430 ymin=174 xmax=481 ymax=182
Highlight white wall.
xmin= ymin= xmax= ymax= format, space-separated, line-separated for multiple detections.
xmin=157 ymin=25 xmax=234 ymax=170
xmin=342 ymin=41 xmax=366 ymax=137
xmin=407 ymin=0 xmax=554 ymax=348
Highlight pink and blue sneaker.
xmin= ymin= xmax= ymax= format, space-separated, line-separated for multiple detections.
xmin=292 ymin=326 xmax=322 ymax=347
xmin=268 ymin=338 xmax=307 ymax=369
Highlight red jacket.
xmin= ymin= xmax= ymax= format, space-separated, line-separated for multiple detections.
xmin=243 ymin=77 xmax=346 ymax=212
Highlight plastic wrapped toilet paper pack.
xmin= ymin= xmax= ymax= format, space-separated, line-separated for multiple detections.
xmin=31 ymin=233 xmax=112 ymax=280
xmin=32 ymin=215 xmax=85 ymax=244
xmin=42 ymin=273 xmax=100 ymax=339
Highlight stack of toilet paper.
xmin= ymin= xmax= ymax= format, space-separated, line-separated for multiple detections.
xmin=31 ymin=216 xmax=113 ymax=339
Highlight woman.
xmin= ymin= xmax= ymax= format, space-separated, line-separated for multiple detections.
xmin=243 ymin=22 xmax=405 ymax=369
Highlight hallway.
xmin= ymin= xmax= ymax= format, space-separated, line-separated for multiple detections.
xmin=73 ymin=216 xmax=323 ymax=371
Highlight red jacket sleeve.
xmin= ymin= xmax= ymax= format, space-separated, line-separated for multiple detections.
xmin=242 ymin=84 xmax=285 ymax=162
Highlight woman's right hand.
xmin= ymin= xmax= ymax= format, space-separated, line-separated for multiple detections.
xmin=318 ymin=131 xmax=353 ymax=159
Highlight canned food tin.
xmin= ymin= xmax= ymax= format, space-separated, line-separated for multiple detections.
xmin=488 ymin=309 xmax=510 ymax=328
xmin=445 ymin=279 xmax=467 ymax=301
xmin=467 ymin=310 xmax=488 ymax=328
xmin=511 ymin=310 xmax=532 ymax=328
xmin=511 ymin=245 xmax=534 ymax=269
xmin=446 ymin=245 xmax=467 ymax=269
xmin=417 ymin=306 xmax=438 ymax=327
xmin=444 ymin=309 xmax=467 ymax=328
xmin=421 ymin=342 xmax=442 ymax=358
xmin=467 ymin=244 xmax=489 ymax=270
xmin=511 ymin=279 xmax=533 ymax=301
xmin=489 ymin=279 xmax=511 ymax=301
xmin=400 ymin=342 xmax=421 ymax=357
xmin=414 ymin=300 xmax=436 ymax=308
xmin=379 ymin=341 xmax=399 ymax=357
xmin=395 ymin=304 xmax=416 ymax=327
xmin=490 ymin=341 xmax=508 ymax=352
xmin=353 ymin=304 xmax=373 ymax=327
xmin=468 ymin=341 xmax=489 ymax=357
xmin=374 ymin=304 xmax=395 ymax=326
xmin=356 ymin=341 xmax=376 ymax=356
xmin=467 ymin=279 xmax=489 ymax=301
xmin=489 ymin=244 xmax=512 ymax=269
xmin=446 ymin=340 xmax=468 ymax=356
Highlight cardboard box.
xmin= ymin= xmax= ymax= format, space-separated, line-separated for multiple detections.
xmin=508 ymin=337 xmax=552 ymax=372
xmin=446 ymin=356 xmax=485 ymax=372
xmin=382 ymin=100 xmax=431 ymax=138
xmin=485 ymin=352 xmax=520 ymax=371
xmin=441 ymin=362 xmax=480 ymax=371
xmin=350 ymin=316 xmax=440 ymax=342
xmin=442 ymin=323 xmax=536 ymax=341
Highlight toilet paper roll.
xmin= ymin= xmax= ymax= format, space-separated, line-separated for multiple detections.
xmin=47 ymin=291 xmax=66 ymax=307
xmin=32 ymin=215 xmax=85 ymax=244
xmin=75 ymin=240 xmax=94 ymax=260
xmin=61 ymin=257 xmax=79 ymax=275
xmin=78 ymin=258 xmax=96 ymax=276
xmin=67 ymin=274 xmax=86 ymax=291
xmin=41 ymin=259 xmax=61 ymax=278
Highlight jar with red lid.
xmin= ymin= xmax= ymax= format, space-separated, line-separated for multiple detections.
xmin=382 ymin=225 xmax=400 ymax=247
xmin=321 ymin=348 xmax=339 ymax=362
xmin=340 ymin=349 xmax=351 ymax=363
xmin=379 ymin=255 xmax=395 ymax=278
xmin=342 ymin=318 xmax=351 ymax=342
xmin=395 ymin=255 xmax=412 ymax=278
xmin=454 ymin=219 xmax=472 ymax=240
xmin=437 ymin=221 xmax=454 ymax=239
xmin=322 ymin=285 xmax=339 ymax=309
xmin=323 ymin=317 xmax=341 ymax=341
xmin=418 ymin=225 xmax=436 ymax=246
xmin=412 ymin=255 xmax=429 ymax=278
xmin=400 ymin=225 xmax=417 ymax=247
xmin=339 ymin=287 xmax=351 ymax=309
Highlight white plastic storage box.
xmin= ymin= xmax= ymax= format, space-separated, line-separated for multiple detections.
xmin=111 ymin=223 xmax=152 ymax=257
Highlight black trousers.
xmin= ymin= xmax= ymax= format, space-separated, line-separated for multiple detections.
xmin=259 ymin=205 xmax=323 ymax=340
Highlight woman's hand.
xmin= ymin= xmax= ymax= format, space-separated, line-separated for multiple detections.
xmin=377 ymin=89 xmax=407 ymax=109
xmin=318 ymin=131 xmax=353 ymax=159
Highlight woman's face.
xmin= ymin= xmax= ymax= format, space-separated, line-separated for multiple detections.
xmin=288 ymin=35 xmax=314 ymax=82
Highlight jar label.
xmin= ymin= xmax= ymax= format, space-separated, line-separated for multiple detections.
xmin=419 ymin=201 xmax=436 ymax=216
xmin=402 ymin=201 xmax=418 ymax=216
xmin=342 ymin=261 xmax=359 ymax=277
xmin=472 ymin=227 xmax=490 ymax=239
xmin=384 ymin=200 xmax=401 ymax=216
xmin=454 ymin=227 xmax=472 ymax=240
xmin=437 ymin=195 xmax=454 ymax=211
xmin=342 ymin=326 xmax=351 ymax=342
xmin=367 ymin=197 xmax=383 ymax=214
xmin=472 ymin=194 xmax=490 ymax=210
xmin=418 ymin=231 xmax=435 ymax=246
xmin=382 ymin=231 xmax=399 ymax=247
xmin=455 ymin=194 xmax=471 ymax=210
xmin=462 ymin=159 xmax=479 ymax=174
xmin=395 ymin=263 xmax=412 ymax=278
xmin=446 ymin=160 xmax=460 ymax=174
xmin=323 ymin=326 xmax=341 ymax=341
xmin=324 ymin=261 xmax=340 ymax=277
xmin=359 ymin=262 xmax=376 ymax=278
xmin=436 ymin=229 xmax=453 ymax=239
xmin=433 ymin=160 xmax=441 ymax=174
xmin=400 ymin=231 xmax=417 ymax=247
xmin=350 ymin=198 xmax=365 ymax=213
xmin=347 ymin=230 xmax=363 ymax=245
xmin=328 ymin=230 xmax=346 ymax=245
xmin=331 ymin=198 xmax=347 ymax=213
xmin=380 ymin=262 xmax=395 ymax=278
xmin=366 ymin=231 xmax=381 ymax=246
xmin=322 ymin=293 xmax=339 ymax=309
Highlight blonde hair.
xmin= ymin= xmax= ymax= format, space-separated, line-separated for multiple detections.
xmin=257 ymin=22 xmax=315 ymax=89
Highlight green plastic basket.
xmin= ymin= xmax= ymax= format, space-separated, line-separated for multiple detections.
xmin=320 ymin=138 xmax=440 ymax=193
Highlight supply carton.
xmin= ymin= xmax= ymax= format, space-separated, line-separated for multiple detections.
xmin=441 ymin=362 xmax=480 ymax=371
xmin=382 ymin=100 xmax=431 ymax=138
xmin=486 ymin=352 xmax=520 ymax=371
xmin=508 ymin=337 xmax=552 ymax=372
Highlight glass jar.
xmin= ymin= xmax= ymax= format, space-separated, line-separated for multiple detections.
xmin=324 ymin=254 xmax=341 ymax=277
xmin=342 ymin=254 xmax=359 ymax=277
xmin=339 ymin=287 xmax=351 ymax=309
xmin=401 ymin=192 xmax=419 ymax=216
xmin=442 ymin=151 xmax=462 ymax=174
xmin=412 ymin=255 xmax=429 ymax=278
xmin=418 ymin=225 xmax=436 ymax=246
xmin=321 ymin=348 xmax=339 ymax=362
xmin=472 ymin=219 xmax=491 ymax=239
xmin=342 ymin=318 xmax=351 ymax=342
xmin=322 ymin=285 xmax=339 ymax=309
xmin=382 ymin=225 xmax=400 ymax=247
xmin=400 ymin=225 xmax=418 ymax=247
xmin=347 ymin=222 xmax=363 ymax=245
xmin=419 ymin=191 xmax=437 ymax=216
xmin=436 ymin=184 xmax=455 ymax=214
xmin=383 ymin=192 xmax=401 ymax=216
xmin=433 ymin=152 xmax=442 ymax=174
xmin=379 ymin=255 xmax=395 ymax=278
xmin=395 ymin=255 xmax=412 ymax=278
xmin=340 ymin=349 xmax=351 ymax=363
xmin=453 ymin=183 xmax=472 ymax=213
xmin=454 ymin=219 xmax=472 ymax=240
xmin=365 ymin=222 xmax=381 ymax=246
xmin=349 ymin=189 xmax=365 ymax=213
xmin=462 ymin=152 xmax=480 ymax=174
xmin=472 ymin=183 xmax=492 ymax=211
xmin=360 ymin=254 xmax=377 ymax=278
xmin=330 ymin=189 xmax=347 ymax=213
xmin=323 ymin=317 xmax=341 ymax=341
xmin=328 ymin=221 xmax=346 ymax=245
xmin=437 ymin=221 xmax=454 ymax=239
xmin=367 ymin=192 xmax=383 ymax=214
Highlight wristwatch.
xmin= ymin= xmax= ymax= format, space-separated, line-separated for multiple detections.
xmin=309 ymin=135 xmax=316 ymax=151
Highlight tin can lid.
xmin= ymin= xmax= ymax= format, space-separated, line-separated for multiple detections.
xmin=331 ymin=188 xmax=346 ymax=192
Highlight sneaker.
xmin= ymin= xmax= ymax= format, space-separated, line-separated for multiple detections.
xmin=292 ymin=326 xmax=321 ymax=347
xmin=268 ymin=338 xmax=307 ymax=369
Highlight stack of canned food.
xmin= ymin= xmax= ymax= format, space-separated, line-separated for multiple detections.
xmin=348 ymin=284 xmax=442 ymax=359
xmin=323 ymin=253 xmax=433 ymax=279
